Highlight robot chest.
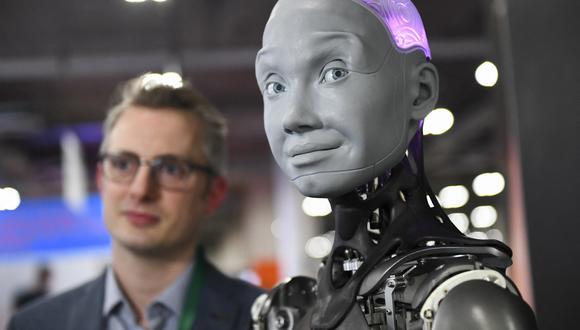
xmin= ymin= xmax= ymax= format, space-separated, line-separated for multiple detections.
xmin=252 ymin=248 xmax=520 ymax=330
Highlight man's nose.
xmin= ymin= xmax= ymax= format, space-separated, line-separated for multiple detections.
xmin=127 ymin=165 xmax=157 ymax=200
xmin=282 ymin=89 xmax=322 ymax=134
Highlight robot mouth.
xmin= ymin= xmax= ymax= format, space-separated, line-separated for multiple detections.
xmin=287 ymin=144 xmax=340 ymax=157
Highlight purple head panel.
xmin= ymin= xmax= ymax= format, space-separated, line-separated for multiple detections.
xmin=357 ymin=0 xmax=431 ymax=59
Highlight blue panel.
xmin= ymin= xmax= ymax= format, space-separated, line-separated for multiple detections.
xmin=0 ymin=194 xmax=110 ymax=260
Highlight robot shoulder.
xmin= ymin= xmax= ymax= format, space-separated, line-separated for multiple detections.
xmin=430 ymin=279 xmax=538 ymax=330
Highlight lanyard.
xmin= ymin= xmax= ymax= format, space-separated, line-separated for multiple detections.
xmin=178 ymin=251 xmax=205 ymax=330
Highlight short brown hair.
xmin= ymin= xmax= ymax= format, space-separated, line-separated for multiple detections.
xmin=100 ymin=73 xmax=228 ymax=175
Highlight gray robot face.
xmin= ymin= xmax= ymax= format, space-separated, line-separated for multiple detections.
xmin=256 ymin=0 xmax=416 ymax=198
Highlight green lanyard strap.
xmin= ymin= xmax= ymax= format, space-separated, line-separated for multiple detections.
xmin=178 ymin=251 xmax=205 ymax=330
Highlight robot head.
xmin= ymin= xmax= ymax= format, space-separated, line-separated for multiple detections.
xmin=255 ymin=0 xmax=438 ymax=198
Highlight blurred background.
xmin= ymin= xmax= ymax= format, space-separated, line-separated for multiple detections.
xmin=0 ymin=0 xmax=577 ymax=329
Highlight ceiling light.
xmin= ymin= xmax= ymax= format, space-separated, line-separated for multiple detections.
xmin=473 ymin=172 xmax=505 ymax=197
xmin=470 ymin=205 xmax=498 ymax=228
xmin=475 ymin=61 xmax=499 ymax=87
xmin=438 ymin=185 xmax=469 ymax=209
xmin=302 ymin=197 xmax=332 ymax=217
xmin=423 ymin=108 xmax=454 ymax=135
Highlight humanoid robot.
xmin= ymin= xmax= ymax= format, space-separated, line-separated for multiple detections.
xmin=252 ymin=0 xmax=538 ymax=329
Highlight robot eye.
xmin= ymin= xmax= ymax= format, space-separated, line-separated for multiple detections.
xmin=265 ymin=82 xmax=287 ymax=96
xmin=321 ymin=68 xmax=350 ymax=84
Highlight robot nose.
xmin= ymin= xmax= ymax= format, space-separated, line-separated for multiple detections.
xmin=282 ymin=95 xmax=322 ymax=134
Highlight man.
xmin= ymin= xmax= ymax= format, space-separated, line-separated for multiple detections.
xmin=9 ymin=74 xmax=263 ymax=330
xmin=252 ymin=0 xmax=537 ymax=329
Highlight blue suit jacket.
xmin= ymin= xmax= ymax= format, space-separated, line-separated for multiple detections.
xmin=8 ymin=255 xmax=263 ymax=330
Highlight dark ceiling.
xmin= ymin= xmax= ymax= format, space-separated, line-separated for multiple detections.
xmin=0 ymin=0 xmax=505 ymax=207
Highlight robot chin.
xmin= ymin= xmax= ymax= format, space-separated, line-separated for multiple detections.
xmin=288 ymin=144 xmax=408 ymax=198
xmin=290 ymin=165 xmax=380 ymax=198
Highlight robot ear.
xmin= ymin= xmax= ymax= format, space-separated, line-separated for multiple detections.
xmin=409 ymin=60 xmax=439 ymax=121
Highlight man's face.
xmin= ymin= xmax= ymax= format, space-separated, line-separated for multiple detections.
xmin=256 ymin=0 xmax=413 ymax=198
xmin=98 ymin=106 xmax=212 ymax=257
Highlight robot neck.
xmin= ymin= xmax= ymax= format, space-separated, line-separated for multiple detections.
xmin=328 ymin=149 xmax=466 ymax=259
xmin=329 ymin=155 xmax=423 ymax=243
xmin=328 ymin=128 xmax=433 ymax=246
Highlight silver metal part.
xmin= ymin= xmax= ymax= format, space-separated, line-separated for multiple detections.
xmin=252 ymin=293 xmax=271 ymax=330
xmin=251 ymin=276 xmax=317 ymax=330
xmin=359 ymin=245 xmax=511 ymax=296
xmin=383 ymin=275 xmax=401 ymax=329
xmin=343 ymin=259 xmax=364 ymax=272
xmin=268 ymin=307 xmax=295 ymax=329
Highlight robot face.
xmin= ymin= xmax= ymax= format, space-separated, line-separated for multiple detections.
xmin=256 ymin=0 xmax=416 ymax=198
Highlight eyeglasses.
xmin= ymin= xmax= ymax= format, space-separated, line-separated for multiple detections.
xmin=99 ymin=152 xmax=214 ymax=190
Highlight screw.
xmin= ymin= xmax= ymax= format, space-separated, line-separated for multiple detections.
xmin=275 ymin=315 xmax=286 ymax=328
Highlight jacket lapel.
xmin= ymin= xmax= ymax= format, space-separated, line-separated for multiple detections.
xmin=66 ymin=272 xmax=106 ymax=330
xmin=60 ymin=259 xmax=241 ymax=330
xmin=192 ymin=255 xmax=241 ymax=330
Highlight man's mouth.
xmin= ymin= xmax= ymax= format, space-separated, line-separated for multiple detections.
xmin=123 ymin=211 xmax=160 ymax=227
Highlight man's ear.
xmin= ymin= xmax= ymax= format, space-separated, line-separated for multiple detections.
xmin=204 ymin=176 xmax=228 ymax=215
xmin=409 ymin=60 xmax=439 ymax=121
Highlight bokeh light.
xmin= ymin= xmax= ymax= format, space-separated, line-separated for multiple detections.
xmin=473 ymin=172 xmax=505 ymax=197
xmin=467 ymin=231 xmax=489 ymax=240
xmin=475 ymin=61 xmax=499 ymax=87
xmin=423 ymin=108 xmax=454 ymax=135
xmin=438 ymin=185 xmax=469 ymax=209
xmin=305 ymin=236 xmax=332 ymax=259
xmin=470 ymin=205 xmax=498 ymax=228
xmin=0 ymin=187 xmax=21 ymax=211
xmin=302 ymin=197 xmax=332 ymax=217
xmin=448 ymin=213 xmax=470 ymax=233
xmin=486 ymin=228 xmax=504 ymax=242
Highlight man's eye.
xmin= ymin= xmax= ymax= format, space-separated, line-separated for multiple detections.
xmin=265 ymin=82 xmax=286 ymax=96
xmin=159 ymin=162 xmax=187 ymax=178
xmin=111 ymin=157 xmax=134 ymax=172
xmin=321 ymin=68 xmax=350 ymax=84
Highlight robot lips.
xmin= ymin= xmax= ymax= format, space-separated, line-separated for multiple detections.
xmin=286 ymin=143 xmax=342 ymax=167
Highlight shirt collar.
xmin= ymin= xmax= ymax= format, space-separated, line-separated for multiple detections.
xmin=102 ymin=263 xmax=194 ymax=318
xmin=156 ymin=263 xmax=193 ymax=316
xmin=103 ymin=266 xmax=123 ymax=317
